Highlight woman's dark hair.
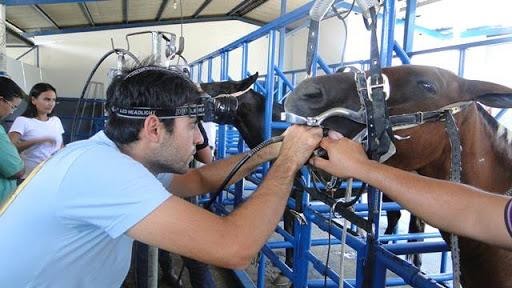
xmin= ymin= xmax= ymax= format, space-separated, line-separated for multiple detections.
xmin=105 ymin=61 xmax=201 ymax=146
xmin=22 ymin=82 xmax=57 ymax=118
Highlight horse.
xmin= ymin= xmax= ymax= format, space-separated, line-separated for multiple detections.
xmin=199 ymin=72 xmax=425 ymax=281
xmin=199 ymin=73 xmax=284 ymax=148
xmin=283 ymin=64 xmax=512 ymax=288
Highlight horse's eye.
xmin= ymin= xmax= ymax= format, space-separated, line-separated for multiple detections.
xmin=417 ymin=80 xmax=437 ymax=94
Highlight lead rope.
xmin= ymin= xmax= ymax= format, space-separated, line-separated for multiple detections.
xmin=444 ymin=111 xmax=462 ymax=288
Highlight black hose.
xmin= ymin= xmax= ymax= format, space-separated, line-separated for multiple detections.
xmin=70 ymin=48 xmax=140 ymax=141
xmin=204 ymin=135 xmax=284 ymax=210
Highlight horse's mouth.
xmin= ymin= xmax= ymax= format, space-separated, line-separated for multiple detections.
xmin=322 ymin=117 xmax=366 ymax=140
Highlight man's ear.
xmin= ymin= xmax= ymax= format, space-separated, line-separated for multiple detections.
xmin=142 ymin=115 xmax=163 ymax=142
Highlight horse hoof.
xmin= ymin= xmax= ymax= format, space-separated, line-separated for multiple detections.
xmin=272 ymin=274 xmax=291 ymax=287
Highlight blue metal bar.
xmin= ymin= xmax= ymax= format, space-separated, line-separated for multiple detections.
xmin=403 ymin=0 xmax=416 ymax=52
xmin=460 ymin=26 xmax=512 ymax=38
xmin=271 ymin=121 xmax=289 ymax=130
xmin=374 ymin=245 xmax=444 ymax=287
xmin=191 ymin=1 xmax=357 ymax=65
xmin=385 ymin=273 xmax=453 ymax=286
xmin=393 ymin=40 xmax=411 ymax=64
xmin=273 ymin=66 xmax=294 ymax=91
xmin=306 ymin=250 xmax=342 ymax=286
xmin=262 ymin=30 xmax=276 ymax=173
xmin=207 ymin=59 xmax=212 ymax=82
xmin=380 ymin=0 xmax=396 ymax=67
xmin=496 ymin=109 xmax=509 ymax=120
xmin=261 ymin=245 xmax=294 ymax=279
xmin=292 ymin=192 xmax=313 ymax=286
xmin=379 ymin=232 xmax=442 ymax=242
xmin=409 ymin=36 xmax=512 ymax=56
xmin=440 ymin=251 xmax=448 ymax=273
xmin=277 ymin=0 xmax=287 ymax=102
xmin=317 ymin=56 xmax=334 ymax=74
xmin=382 ymin=241 xmax=449 ymax=255
xmin=458 ymin=48 xmax=466 ymax=77
xmin=232 ymin=269 xmax=256 ymax=288
xmin=257 ymin=252 xmax=265 ymax=288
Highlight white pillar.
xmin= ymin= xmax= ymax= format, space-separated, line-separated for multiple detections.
xmin=0 ymin=3 xmax=7 ymax=74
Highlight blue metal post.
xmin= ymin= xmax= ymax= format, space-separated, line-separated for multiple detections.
xmin=380 ymin=0 xmax=396 ymax=67
xmin=263 ymin=30 xmax=276 ymax=174
xmin=234 ymin=42 xmax=249 ymax=207
xmin=393 ymin=40 xmax=411 ymax=64
xmin=257 ymin=252 xmax=266 ymax=288
xmin=403 ymin=0 xmax=417 ymax=53
xmin=277 ymin=0 xmax=287 ymax=101
xmin=292 ymin=192 xmax=312 ymax=287
xmin=197 ymin=62 xmax=203 ymax=83
xmin=458 ymin=48 xmax=466 ymax=77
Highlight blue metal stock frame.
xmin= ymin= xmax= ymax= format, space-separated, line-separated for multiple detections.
xmin=189 ymin=1 xmax=511 ymax=287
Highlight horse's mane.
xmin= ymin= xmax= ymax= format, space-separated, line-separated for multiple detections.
xmin=476 ymin=103 xmax=512 ymax=162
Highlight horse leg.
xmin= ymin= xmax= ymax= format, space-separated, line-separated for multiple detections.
xmin=382 ymin=195 xmax=401 ymax=244
xmin=270 ymin=208 xmax=294 ymax=287
xmin=406 ymin=215 xmax=426 ymax=267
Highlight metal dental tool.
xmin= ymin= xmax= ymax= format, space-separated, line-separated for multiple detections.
xmin=282 ymin=107 xmax=366 ymax=127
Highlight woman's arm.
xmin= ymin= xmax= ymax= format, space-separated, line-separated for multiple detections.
xmin=8 ymin=132 xmax=55 ymax=152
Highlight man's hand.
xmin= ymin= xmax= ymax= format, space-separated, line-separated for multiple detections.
xmin=277 ymin=125 xmax=323 ymax=170
xmin=309 ymin=131 xmax=372 ymax=179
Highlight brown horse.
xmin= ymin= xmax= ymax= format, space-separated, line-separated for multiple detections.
xmin=284 ymin=64 xmax=512 ymax=288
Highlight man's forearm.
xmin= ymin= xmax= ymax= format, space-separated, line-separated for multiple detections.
xmin=222 ymin=157 xmax=299 ymax=260
xmin=360 ymin=161 xmax=511 ymax=248
xmin=172 ymin=143 xmax=279 ymax=197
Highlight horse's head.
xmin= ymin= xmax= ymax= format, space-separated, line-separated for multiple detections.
xmin=285 ymin=64 xmax=512 ymax=170
xmin=200 ymin=73 xmax=284 ymax=148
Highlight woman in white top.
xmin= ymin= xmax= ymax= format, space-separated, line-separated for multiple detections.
xmin=8 ymin=83 xmax=64 ymax=179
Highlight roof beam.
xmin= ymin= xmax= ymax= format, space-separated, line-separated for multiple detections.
xmin=5 ymin=0 xmax=102 ymax=5
xmin=6 ymin=26 xmax=35 ymax=46
xmin=32 ymin=4 xmax=59 ymax=28
xmin=192 ymin=0 xmax=212 ymax=18
xmin=122 ymin=0 xmax=128 ymax=23
xmin=155 ymin=0 xmax=169 ymax=21
xmin=24 ymin=15 xmax=266 ymax=37
xmin=79 ymin=2 xmax=95 ymax=26
xmin=227 ymin=0 xmax=268 ymax=17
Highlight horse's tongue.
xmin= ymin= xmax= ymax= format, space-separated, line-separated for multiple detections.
xmin=327 ymin=130 xmax=344 ymax=140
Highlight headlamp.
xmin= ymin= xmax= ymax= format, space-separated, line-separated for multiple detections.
xmin=110 ymin=95 xmax=238 ymax=124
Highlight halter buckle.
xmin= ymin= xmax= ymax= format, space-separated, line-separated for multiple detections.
xmin=367 ymin=74 xmax=390 ymax=101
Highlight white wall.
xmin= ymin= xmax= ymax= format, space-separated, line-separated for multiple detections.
xmin=7 ymin=20 xmax=263 ymax=98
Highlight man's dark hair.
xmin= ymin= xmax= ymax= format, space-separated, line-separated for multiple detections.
xmin=105 ymin=62 xmax=201 ymax=145
xmin=0 ymin=76 xmax=25 ymax=101
xmin=22 ymin=82 xmax=57 ymax=118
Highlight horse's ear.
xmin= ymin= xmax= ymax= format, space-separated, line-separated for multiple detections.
xmin=239 ymin=72 xmax=259 ymax=91
xmin=465 ymin=79 xmax=512 ymax=108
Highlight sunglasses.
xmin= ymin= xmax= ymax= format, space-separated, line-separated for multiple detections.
xmin=1 ymin=97 xmax=18 ymax=112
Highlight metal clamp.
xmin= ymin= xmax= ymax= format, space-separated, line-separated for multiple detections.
xmin=289 ymin=209 xmax=307 ymax=225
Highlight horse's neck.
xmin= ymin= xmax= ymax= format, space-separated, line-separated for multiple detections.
xmin=457 ymin=105 xmax=512 ymax=193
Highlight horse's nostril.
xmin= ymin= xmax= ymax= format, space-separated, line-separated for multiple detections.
xmin=303 ymin=91 xmax=323 ymax=99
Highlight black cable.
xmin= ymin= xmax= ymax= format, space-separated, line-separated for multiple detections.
xmin=70 ymin=48 xmax=140 ymax=141
xmin=204 ymin=135 xmax=284 ymax=210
